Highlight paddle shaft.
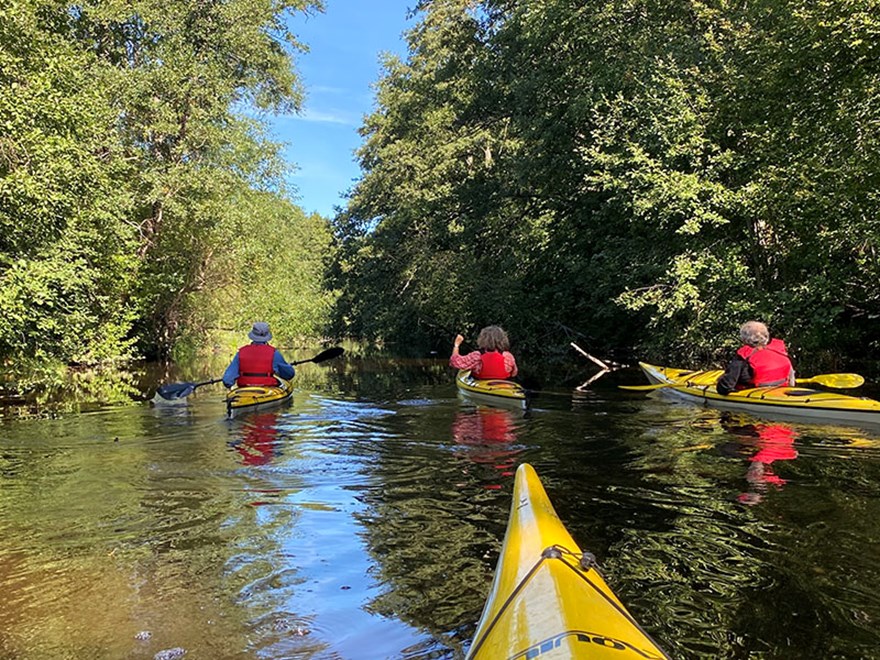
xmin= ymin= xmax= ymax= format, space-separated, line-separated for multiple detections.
xmin=156 ymin=347 xmax=344 ymax=400
xmin=155 ymin=378 xmax=222 ymax=399
xmin=192 ymin=378 xmax=222 ymax=389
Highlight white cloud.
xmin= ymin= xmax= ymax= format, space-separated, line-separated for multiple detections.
xmin=294 ymin=108 xmax=357 ymax=125
xmin=309 ymin=85 xmax=349 ymax=95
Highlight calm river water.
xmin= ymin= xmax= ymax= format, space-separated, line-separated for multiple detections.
xmin=1 ymin=354 xmax=879 ymax=659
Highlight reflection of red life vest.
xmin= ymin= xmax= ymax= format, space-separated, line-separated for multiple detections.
xmin=479 ymin=408 xmax=515 ymax=443
xmin=479 ymin=351 xmax=509 ymax=379
xmin=737 ymin=338 xmax=792 ymax=387
xmin=235 ymin=413 xmax=280 ymax=466
xmin=751 ymin=424 xmax=799 ymax=464
xmin=750 ymin=424 xmax=798 ymax=486
xmin=237 ymin=343 xmax=276 ymax=386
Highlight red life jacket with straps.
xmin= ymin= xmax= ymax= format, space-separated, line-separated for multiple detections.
xmin=478 ymin=350 xmax=510 ymax=379
xmin=736 ymin=338 xmax=793 ymax=387
xmin=237 ymin=343 xmax=277 ymax=386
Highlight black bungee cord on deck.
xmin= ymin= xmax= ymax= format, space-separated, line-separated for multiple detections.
xmin=467 ymin=544 xmax=671 ymax=660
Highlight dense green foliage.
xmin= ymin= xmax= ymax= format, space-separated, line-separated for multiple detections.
xmin=6 ymin=0 xmax=879 ymax=369
xmin=0 ymin=0 xmax=332 ymax=363
xmin=332 ymin=0 xmax=880 ymax=368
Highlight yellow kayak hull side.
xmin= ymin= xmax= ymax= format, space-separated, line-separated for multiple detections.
xmin=468 ymin=464 xmax=668 ymax=660
xmin=225 ymin=379 xmax=293 ymax=419
xmin=640 ymin=362 xmax=880 ymax=426
xmin=456 ymin=370 xmax=527 ymax=410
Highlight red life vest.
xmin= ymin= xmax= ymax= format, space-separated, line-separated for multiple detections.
xmin=736 ymin=338 xmax=792 ymax=387
xmin=478 ymin=350 xmax=510 ymax=379
xmin=237 ymin=343 xmax=277 ymax=386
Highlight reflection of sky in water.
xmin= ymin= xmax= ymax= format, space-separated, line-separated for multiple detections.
xmin=224 ymin=395 xmax=430 ymax=658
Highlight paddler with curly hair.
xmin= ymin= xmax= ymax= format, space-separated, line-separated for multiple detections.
xmin=716 ymin=321 xmax=796 ymax=395
xmin=450 ymin=325 xmax=518 ymax=380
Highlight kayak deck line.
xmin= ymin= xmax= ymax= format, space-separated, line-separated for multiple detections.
xmin=550 ymin=548 xmax=670 ymax=660
xmin=468 ymin=464 xmax=669 ymax=659
xmin=467 ymin=546 xmax=548 ymax=659
xmin=469 ymin=544 xmax=669 ymax=660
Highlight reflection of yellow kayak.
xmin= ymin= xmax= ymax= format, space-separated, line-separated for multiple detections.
xmin=640 ymin=362 xmax=880 ymax=427
xmin=456 ymin=370 xmax=527 ymax=410
xmin=225 ymin=379 xmax=292 ymax=419
xmin=467 ymin=463 xmax=669 ymax=660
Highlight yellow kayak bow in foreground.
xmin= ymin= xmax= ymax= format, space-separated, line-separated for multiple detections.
xmin=468 ymin=463 xmax=669 ymax=660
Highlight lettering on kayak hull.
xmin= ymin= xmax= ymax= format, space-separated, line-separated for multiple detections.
xmin=507 ymin=630 xmax=667 ymax=660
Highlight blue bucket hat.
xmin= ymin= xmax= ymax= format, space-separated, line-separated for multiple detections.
xmin=248 ymin=322 xmax=272 ymax=343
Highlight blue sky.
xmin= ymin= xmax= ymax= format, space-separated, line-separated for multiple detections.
xmin=273 ymin=2 xmax=415 ymax=218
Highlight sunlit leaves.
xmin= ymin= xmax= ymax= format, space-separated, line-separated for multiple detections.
xmin=1 ymin=0 xmax=327 ymax=363
xmin=333 ymin=0 xmax=880 ymax=367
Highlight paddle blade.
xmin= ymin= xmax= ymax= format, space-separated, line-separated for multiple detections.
xmin=799 ymin=373 xmax=865 ymax=389
xmin=309 ymin=347 xmax=345 ymax=364
xmin=156 ymin=382 xmax=197 ymax=400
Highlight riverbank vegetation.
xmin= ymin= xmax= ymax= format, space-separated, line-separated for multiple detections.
xmin=330 ymin=0 xmax=880 ymax=371
xmin=4 ymin=0 xmax=880 ymax=375
xmin=1 ymin=0 xmax=331 ymax=366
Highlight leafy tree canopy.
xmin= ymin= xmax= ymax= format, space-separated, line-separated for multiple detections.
xmin=332 ymin=0 xmax=880 ymax=370
xmin=1 ymin=0 xmax=334 ymax=364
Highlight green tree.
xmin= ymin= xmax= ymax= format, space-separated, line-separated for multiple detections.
xmin=201 ymin=191 xmax=337 ymax=351
xmin=0 ymin=0 xmax=137 ymax=362
xmin=72 ymin=0 xmax=322 ymax=356
xmin=334 ymin=0 xmax=880 ymax=369
xmin=331 ymin=0 xmax=533 ymax=349
xmin=1 ymin=0 xmax=330 ymax=365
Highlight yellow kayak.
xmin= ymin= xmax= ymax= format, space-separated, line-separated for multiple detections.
xmin=225 ymin=379 xmax=292 ymax=419
xmin=468 ymin=463 xmax=669 ymax=660
xmin=456 ymin=370 xmax=527 ymax=410
xmin=640 ymin=362 xmax=880 ymax=427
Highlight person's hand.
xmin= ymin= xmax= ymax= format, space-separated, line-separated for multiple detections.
xmin=454 ymin=334 xmax=464 ymax=348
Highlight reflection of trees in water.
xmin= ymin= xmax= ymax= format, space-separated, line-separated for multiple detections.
xmin=355 ymin=478 xmax=504 ymax=657
xmin=605 ymin=407 xmax=880 ymax=656
xmin=0 ymin=349 xmax=451 ymax=418
xmin=1 ymin=364 xmax=141 ymax=418
xmin=4 ymin=355 xmax=880 ymax=657
xmin=351 ymin=404 xmax=524 ymax=656
xmin=165 ymin=350 xmax=452 ymax=400
xmin=558 ymin=407 xmax=786 ymax=656
xmin=311 ymin=356 xmax=451 ymax=399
